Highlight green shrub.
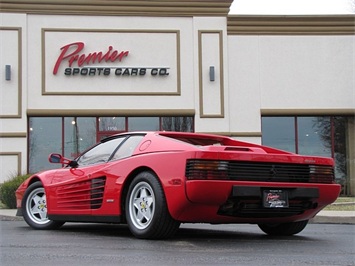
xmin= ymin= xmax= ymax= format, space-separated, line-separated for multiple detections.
xmin=0 ymin=174 xmax=30 ymax=209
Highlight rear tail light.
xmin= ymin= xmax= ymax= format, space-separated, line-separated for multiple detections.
xmin=186 ymin=160 xmax=229 ymax=180
xmin=309 ymin=165 xmax=335 ymax=183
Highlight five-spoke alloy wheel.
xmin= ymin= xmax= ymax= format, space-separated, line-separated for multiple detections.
xmin=125 ymin=171 xmax=180 ymax=239
xmin=128 ymin=180 xmax=155 ymax=230
xmin=22 ymin=181 xmax=64 ymax=230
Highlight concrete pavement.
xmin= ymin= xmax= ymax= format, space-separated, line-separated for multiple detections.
xmin=1 ymin=208 xmax=354 ymax=224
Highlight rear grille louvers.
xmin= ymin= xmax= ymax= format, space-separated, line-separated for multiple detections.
xmin=227 ymin=162 xmax=310 ymax=183
xmin=185 ymin=160 xmax=334 ymax=184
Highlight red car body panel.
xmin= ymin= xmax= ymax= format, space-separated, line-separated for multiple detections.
xmin=16 ymin=131 xmax=341 ymax=226
xmin=182 ymin=181 xmax=339 ymax=223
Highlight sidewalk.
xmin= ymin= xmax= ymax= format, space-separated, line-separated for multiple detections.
xmin=309 ymin=210 xmax=355 ymax=224
xmin=1 ymin=209 xmax=354 ymax=224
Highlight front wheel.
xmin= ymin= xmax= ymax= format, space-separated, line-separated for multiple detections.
xmin=258 ymin=220 xmax=309 ymax=236
xmin=125 ymin=171 xmax=180 ymax=239
xmin=22 ymin=181 xmax=64 ymax=230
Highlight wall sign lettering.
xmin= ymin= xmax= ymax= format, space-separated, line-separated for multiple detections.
xmin=53 ymin=42 xmax=169 ymax=77
xmin=43 ymin=29 xmax=180 ymax=95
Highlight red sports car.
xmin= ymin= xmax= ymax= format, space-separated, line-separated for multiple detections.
xmin=16 ymin=131 xmax=340 ymax=239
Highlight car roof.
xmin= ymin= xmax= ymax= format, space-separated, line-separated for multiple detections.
xmin=102 ymin=131 xmax=228 ymax=144
xmin=101 ymin=131 xmax=293 ymax=155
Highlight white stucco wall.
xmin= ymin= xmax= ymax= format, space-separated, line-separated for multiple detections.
xmin=1 ymin=13 xmax=28 ymax=182
xmin=0 ymin=13 xmax=27 ymax=131
xmin=259 ymin=36 xmax=354 ymax=109
xmin=228 ymin=36 xmax=262 ymax=134
xmin=228 ymin=35 xmax=355 ymax=133
xmin=228 ymin=36 xmax=355 ymax=111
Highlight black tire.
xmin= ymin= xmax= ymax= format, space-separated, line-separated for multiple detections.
xmin=258 ymin=220 xmax=309 ymax=236
xmin=125 ymin=171 xmax=180 ymax=239
xmin=22 ymin=181 xmax=64 ymax=230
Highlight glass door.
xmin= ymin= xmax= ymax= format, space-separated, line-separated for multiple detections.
xmin=96 ymin=117 xmax=127 ymax=141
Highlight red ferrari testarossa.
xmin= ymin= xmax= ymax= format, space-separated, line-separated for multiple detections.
xmin=16 ymin=131 xmax=340 ymax=239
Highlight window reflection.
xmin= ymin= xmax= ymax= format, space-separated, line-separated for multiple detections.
xmin=111 ymin=135 xmax=144 ymax=160
xmin=29 ymin=115 xmax=194 ymax=173
xmin=29 ymin=117 xmax=62 ymax=173
xmin=261 ymin=117 xmax=295 ymax=152
xmin=76 ymin=137 xmax=125 ymax=166
xmin=128 ymin=117 xmax=159 ymax=131
xmin=161 ymin=117 xmax=193 ymax=132
xmin=333 ymin=116 xmax=352 ymax=194
xmin=99 ymin=117 xmax=125 ymax=131
xmin=298 ymin=117 xmax=331 ymax=157
xmin=262 ymin=115 xmax=354 ymax=196
xmin=64 ymin=117 xmax=96 ymax=159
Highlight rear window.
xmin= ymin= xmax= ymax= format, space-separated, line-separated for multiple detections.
xmin=162 ymin=135 xmax=223 ymax=146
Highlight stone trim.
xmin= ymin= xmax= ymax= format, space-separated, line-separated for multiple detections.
xmin=0 ymin=0 xmax=233 ymax=16
xmin=27 ymin=109 xmax=196 ymax=117
xmin=228 ymin=15 xmax=355 ymax=35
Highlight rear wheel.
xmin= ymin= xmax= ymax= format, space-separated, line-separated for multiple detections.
xmin=258 ymin=220 xmax=309 ymax=236
xmin=22 ymin=181 xmax=64 ymax=230
xmin=125 ymin=171 xmax=180 ymax=239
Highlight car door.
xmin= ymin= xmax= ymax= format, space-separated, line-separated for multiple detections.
xmin=46 ymin=137 xmax=127 ymax=215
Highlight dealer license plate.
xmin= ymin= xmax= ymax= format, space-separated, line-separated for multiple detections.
xmin=263 ymin=190 xmax=289 ymax=208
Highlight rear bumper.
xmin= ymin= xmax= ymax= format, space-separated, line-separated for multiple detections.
xmin=179 ymin=181 xmax=341 ymax=223
xmin=219 ymin=185 xmax=319 ymax=218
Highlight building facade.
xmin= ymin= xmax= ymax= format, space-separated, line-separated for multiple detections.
xmin=1 ymin=0 xmax=354 ymax=195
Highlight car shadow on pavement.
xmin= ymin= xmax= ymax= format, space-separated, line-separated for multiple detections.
xmin=19 ymin=222 xmax=316 ymax=242
xmin=175 ymin=227 xmax=314 ymax=242
xmin=11 ymin=220 xmax=316 ymax=242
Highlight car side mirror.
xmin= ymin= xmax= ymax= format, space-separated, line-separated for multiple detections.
xmin=48 ymin=153 xmax=78 ymax=168
xmin=49 ymin=153 xmax=63 ymax=163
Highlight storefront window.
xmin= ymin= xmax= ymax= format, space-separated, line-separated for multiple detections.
xmin=161 ymin=117 xmax=194 ymax=132
xmin=262 ymin=115 xmax=354 ymax=196
xmin=261 ymin=117 xmax=296 ymax=152
xmin=333 ymin=116 xmax=352 ymax=194
xmin=64 ymin=117 xmax=96 ymax=159
xmin=29 ymin=117 xmax=62 ymax=173
xmin=298 ymin=116 xmax=331 ymax=157
xmin=99 ymin=117 xmax=125 ymax=132
xmin=128 ymin=117 xmax=159 ymax=131
xmin=29 ymin=115 xmax=194 ymax=173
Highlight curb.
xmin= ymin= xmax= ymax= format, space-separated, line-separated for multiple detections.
xmin=1 ymin=210 xmax=354 ymax=224
xmin=0 ymin=215 xmax=23 ymax=221
xmin=309 ymin=211 xmax=355 ymax=224
xmin=310 ymin=216 xmax=355 ymax=224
